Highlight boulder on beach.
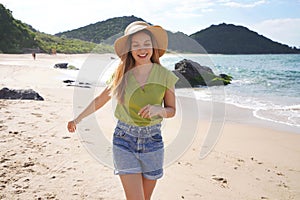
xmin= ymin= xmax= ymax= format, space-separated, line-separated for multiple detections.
xmin=173 ymin=59 xmax=232 ymax=88
xmin=63 ymin=80 xmax=75 ymax=84
xmin=54 ymin=63 xmax=68 ymax=69
xmin=54 ymin=63 xmax=79 ymax=70
xmin=62 ymin=80 xmax=91 ymax=88
xmin=0 ymin=87 xmax=44 ymax=101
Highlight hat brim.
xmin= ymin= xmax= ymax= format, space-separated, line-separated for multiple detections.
xmin=114 ymin=25 xmax=168 ymax=58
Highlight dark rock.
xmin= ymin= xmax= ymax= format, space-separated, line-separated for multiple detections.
xmin=63 ymin=80 xmax=75 ymax=84
xmin=54 ymin=63 xmax=68 ymax=69
xmin=173 ymin=59 xmax=232 ymax=88
xmin=0 ymin=88 xmax=44 ymax=101
xmin=78 ymin=82 xmax=91 ymax=85
xmin=66 ymin=84 xmax=91 ymax=89
xmin=63 ymin=80 xmax=91 ymax=88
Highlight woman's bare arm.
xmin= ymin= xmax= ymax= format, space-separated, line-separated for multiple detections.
xmin=161 ymin=86 xmax=176 ymax=118
xmin=67 ymin=87 xmax=111 ymax=132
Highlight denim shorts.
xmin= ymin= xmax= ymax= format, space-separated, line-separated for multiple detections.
xmin=112 ymin=120 xmax=164 ymax=180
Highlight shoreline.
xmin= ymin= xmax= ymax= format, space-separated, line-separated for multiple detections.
xmin=3 ymin=53 xmax=297 ymax=134
xmin=192 ymin=96 xmax=300 ymax=134
xmin=0 ymin=53 xmax=299 ymax=199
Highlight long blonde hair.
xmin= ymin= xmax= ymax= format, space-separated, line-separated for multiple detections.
xmin=110 ymin=30 xmax=161 ymax=103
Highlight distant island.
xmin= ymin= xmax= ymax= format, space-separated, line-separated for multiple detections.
xmin=1 ymin=3 xmax=299 ymax=54
xmin=190 ymin=23 xmax=300 ymax=54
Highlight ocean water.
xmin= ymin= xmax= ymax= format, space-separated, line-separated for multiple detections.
xmin=63 ymin=53 xmax=300 ymax=130
xmin=161 ymin=54 xmax=300 ymax=129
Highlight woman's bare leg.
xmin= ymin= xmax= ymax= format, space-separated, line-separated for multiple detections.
xmin=142 ymin=176 xmax=157 ymax=200
xmin=119 ymin=174 xmax=145 ymax=200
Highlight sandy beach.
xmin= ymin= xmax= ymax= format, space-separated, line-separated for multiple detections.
xmin=0 ymin=53 xmax=299 ymax=200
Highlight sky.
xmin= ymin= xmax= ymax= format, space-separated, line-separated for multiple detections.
xmin=1 ymin=0 xmax=300 ymax=47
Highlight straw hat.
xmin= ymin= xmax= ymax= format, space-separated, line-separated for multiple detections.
xmin=114 ymin=21 xmax=168 ymax=58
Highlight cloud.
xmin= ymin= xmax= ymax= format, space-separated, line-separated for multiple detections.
xmin=2 ymin=0 xmax=218 ymax=33
xmin=176 ymin=0 xmax=215 ymax=13
xmin=219 ymin=0 xmax=267 ymax=8
xmin=251 ymin=18 xmax=300 ymax=47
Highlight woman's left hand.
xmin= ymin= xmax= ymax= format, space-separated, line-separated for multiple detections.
xmin=138 ymin=104 xmax=164 ymax=118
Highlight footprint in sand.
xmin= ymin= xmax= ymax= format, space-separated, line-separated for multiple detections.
xmin=251 ymin=157 xmax=263 ymax=164
xmin=0 ymin=124 xmax=7 ymax=131
xmin=14 ymin=189 xmax=25 ymax=194
xmin=0 ymin=157 xmax=10 ymax=164
xmin=43 ymin=193 xmax=57 ymax=199
xmin=50 ymin=112 xmax=56 ymax=116
xmin=276 ymin=171 xmax=284 ymax=176
xmin=0 ymin=185 xmax=5 ymax=190
xmin=277 ymin=181 xmax=289 ymax=188
xmin=211 ymin=175 xmax=228 ymax=188
xmin=234 ymin=158 xmax=245 ymax=169
xmin=7 ymin=116 xmax=13 ymax=120
xmin=31 ymin=113 xmax=42 ymax=118
xmin=8 ymin=131 xmax=19 ymax=135
xmin=261 ymin=196 xmax=269 ymax=199
xmin=23 ymin=161 xmax=35 ymax=168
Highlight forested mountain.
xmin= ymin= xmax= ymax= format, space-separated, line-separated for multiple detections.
xmin=1 ymin=3 xmax=299 ymax=54
xmin=55 ymin=16 xmax=144 ymax=44
xmin=0 ymin=4 xmax=39 ymax=53
xmin=167 ymin=31 xmax=206 ymax=53
xmin=190 ymin=23 xmax=300 ymax=54
xmin=56 ymin=16 xmax=207 ymax=53
xmin=0 ymin=4 xmax=112 ymax=54
xmin=55 ymin=16 xmax=300 ymax=54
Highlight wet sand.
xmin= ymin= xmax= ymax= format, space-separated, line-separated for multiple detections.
xmin=0 ymin=53 xmax=299 ymax=199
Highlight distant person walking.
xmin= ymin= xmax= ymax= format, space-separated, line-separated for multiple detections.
xmin=67 ymin=21 xmax=178 ymax=199
xmin=32 ymin=52 xmax=36 ymax=60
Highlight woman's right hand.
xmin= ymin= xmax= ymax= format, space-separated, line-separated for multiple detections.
xmin=67 ymin=120 xmax=77 ymax=133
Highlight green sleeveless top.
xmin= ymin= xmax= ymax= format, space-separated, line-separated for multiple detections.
xmin=112 ymin=63 xmax=178 ymax=126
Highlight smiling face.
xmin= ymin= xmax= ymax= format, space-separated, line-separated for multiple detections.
xmin=130 ymin=31 xmax=153 ymax=66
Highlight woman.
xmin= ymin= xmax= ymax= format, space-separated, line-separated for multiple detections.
xmin=67 ymin=21 xmax=178 ymax=200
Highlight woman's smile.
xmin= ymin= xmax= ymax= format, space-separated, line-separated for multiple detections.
xmin=138 ymin=53 xmax=148 ymax=58
xmin=131 ymin=31 xmax=153 ymax=65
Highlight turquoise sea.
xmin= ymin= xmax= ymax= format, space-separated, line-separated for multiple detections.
xmin=161 ymin=54 xmax=300 ymax=130
xmin=65 ymin=53 xmax=299 ymax=131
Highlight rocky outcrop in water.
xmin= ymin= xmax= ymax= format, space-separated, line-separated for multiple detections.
xmin=173 ymin=59 xmax=232 ymax=88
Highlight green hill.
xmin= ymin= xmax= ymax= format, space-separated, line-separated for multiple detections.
xmin=1 ymin=3 xmax=299 ymax=55
xmin=0 ymin=4 xmax=39 ymax=53
xmin=190 ymin=23 xmax=300 ymax=54
xmin=56 ymin=15 xmax=205 ymax=53
xmin=55 ymin=16 xmax=144 ymax=43
xmin=0 ymin=4 xmax=113 ymax=54
xmin=55 ymin=17 xmax=300 ymax=54
xmin=167 ymin=31 xmax=206 ymax=53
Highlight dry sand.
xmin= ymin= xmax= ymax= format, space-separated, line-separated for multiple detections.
xmin=0 ymin=53 xmax=299 ymax=199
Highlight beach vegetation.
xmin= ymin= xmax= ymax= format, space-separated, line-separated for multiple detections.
xmin=67 ymin=65 xmax=79 ymax=70
xmin=0 ymin=4 xmax=114 ymax=54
